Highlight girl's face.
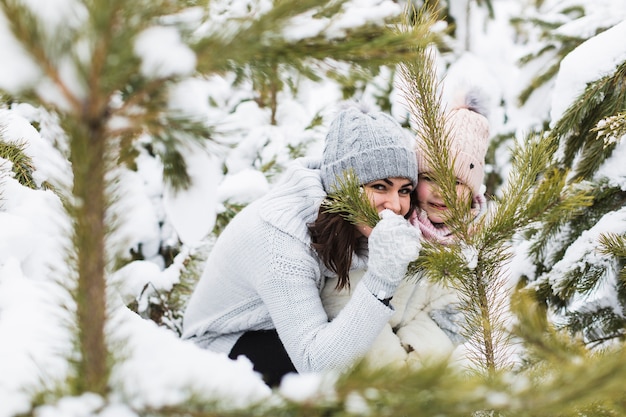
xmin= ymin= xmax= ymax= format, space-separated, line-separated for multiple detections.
xmin=416 ymin=173 xmax=472 ymax=225
xmin=357 ymin=177 xmax=414 ymax=237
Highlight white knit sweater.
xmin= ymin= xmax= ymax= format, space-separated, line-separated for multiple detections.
xmin=182 ymin=158 xmax=395 ymax=373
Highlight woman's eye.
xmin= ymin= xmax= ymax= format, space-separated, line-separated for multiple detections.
xmin=370 ymin=183 xmax=385 ymax=190
xmin=399 ymin=188 xmax=413 ymax=195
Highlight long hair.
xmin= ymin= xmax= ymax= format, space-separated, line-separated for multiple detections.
xmin=309 ymin=190 xmax=418 ymax=291
xmin=309 ymin=207 xmax=359 ymax=291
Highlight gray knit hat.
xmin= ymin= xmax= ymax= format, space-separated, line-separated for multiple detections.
xmin=321 ymin=105 xmax=418 ymax=193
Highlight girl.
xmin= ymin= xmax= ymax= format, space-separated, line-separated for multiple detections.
xmin=322 ymin=89 xmax=490 ymax=368
xmin=397 ymin=89 xmax=490 ymax=365
xmin=182 ymin=105 xmax=422 ymax=386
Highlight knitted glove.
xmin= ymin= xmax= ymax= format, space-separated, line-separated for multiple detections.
xmin=364 ymin=209 xmax=422 ymax=300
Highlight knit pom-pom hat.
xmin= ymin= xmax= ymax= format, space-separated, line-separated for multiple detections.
xmin=416 ymin=89 xmax=490 ymax=196
xmin=321 ymin=104 xmax=418 ymax=193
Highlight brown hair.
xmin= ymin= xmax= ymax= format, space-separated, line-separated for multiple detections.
xmin=308 ymin=206 xmax=359 ymax=291
xmin=308 ymin=190 xmax=418 ymax=291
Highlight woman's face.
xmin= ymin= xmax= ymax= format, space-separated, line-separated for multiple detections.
xmin=357 ymin=177 xmax=414 ymax=237
xmin=416 ymin=173 xmax=472 ymax=225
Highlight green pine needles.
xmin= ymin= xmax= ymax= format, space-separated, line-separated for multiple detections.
xmin=396 ymin=1 xmax=596 ymax=376
xmin=0 ymin=138 xmax=37 ymax=189
xmin=323 ymin=169 xmax=380 ymax=229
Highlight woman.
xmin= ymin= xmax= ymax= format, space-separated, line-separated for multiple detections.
xmin=182 ymin=105 xmax=422 ymax=386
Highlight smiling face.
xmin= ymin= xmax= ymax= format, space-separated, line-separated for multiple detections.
xmin=355 ymin=177 xmax=414 ymax=238
xmin=416 ymin=173 xmax=472 ymax=226
xmin=363 ymin=177 xmax=414 ymax=216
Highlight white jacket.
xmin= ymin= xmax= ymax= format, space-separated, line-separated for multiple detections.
xmin=322 ymin=269 xmax=468 ymax=369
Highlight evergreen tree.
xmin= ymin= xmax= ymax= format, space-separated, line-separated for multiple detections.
xmin=395 ymin=3 xmax=593 ymax=377
xmin=0 ymin=0 xmax=435 ymax=406
xmin=512 ymin=0 xmax=623 ymax=107
xmin=472 ymin=0 xmax=626 ymax=348
xmin=524 ymin=61 xmax=626 ymax=347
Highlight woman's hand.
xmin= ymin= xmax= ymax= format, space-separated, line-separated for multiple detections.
xmin=363 ymin=209 xmax=422 ymax=300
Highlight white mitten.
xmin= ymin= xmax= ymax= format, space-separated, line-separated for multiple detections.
xmin=363 ymin=209 xmax=422 ymax=300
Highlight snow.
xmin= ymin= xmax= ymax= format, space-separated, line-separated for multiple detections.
xmin=135 ymin=26 xmax=197 ymax=79
xmin=597 ymin=139 xmax=626 ymax=190
xmin=282 ymin=0 xmax=402 ymax=41
xmin=551 ymin=18 xmax=626 ymax=124
xmin=163 ymin=143 xmax=223 ymax=246
xmin=1 ymin=0 xmax=626 ymax=415
xmin=107 ymin=308 xmax=271 ymax=410
xmin=0 ymin=14 xmax=41 ymax=94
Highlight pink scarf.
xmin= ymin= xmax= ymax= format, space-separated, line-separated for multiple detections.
xmin=409 ymin=193 xmax=488 ymax=245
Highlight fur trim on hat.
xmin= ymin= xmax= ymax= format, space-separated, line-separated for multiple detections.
xmin=449 ymin=87 xmax=489 ymax=119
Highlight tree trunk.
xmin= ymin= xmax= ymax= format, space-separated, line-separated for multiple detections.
xmin=70 ymin=116 xmax=109 ymax=395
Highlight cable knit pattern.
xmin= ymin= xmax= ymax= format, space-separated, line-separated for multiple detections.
xmin=182 ymin=158 xmax=395 ymax=373
xmin=364 ymin=210 xmax=422 ymax=299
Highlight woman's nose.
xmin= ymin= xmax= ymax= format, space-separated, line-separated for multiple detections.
xmin=382 ymin=194 xmax=401 ymax=214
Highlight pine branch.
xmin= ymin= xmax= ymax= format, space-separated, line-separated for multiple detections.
xmin=491 ymin=131 xmax=593 ymax=260
xmin=323 ymin=169 xmax=380 ymax=229
xmin=550 ymin=61 xmax=626 ymax=180
xmin=513 ymin=3 xmax=602 ymax=107
xmin=397 ymin=1 xmax=470 ymax=240
xmin=193 ymin=0 xmax=435 ymax=75
xmin=0 ymin=138 xmax=37 ymax=189
xmin=593 ymin=111 xmax=626 ymax=148
xmin=598 ymin=232 xmax=626 ymax=259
